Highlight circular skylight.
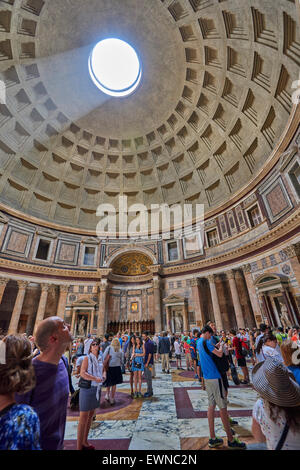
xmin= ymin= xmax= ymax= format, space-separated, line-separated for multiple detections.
xmin=89 ymin=38 xmax=142 ymax=97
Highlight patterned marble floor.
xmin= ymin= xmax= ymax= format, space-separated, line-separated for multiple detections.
xmin=64 ymin=359 xmax=258 ymax=450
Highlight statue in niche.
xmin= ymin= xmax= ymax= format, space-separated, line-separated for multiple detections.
xmin=279 ymin=302 xmax=291 ymax=329
xmin=78 ymin=316 xmax=86 ymax=336
xmin=175 ymin=313 xmax=183 ymax=332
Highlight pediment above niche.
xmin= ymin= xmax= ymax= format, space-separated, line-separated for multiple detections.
xmin=0 ymin=212 xmax=9 ymax=224
xmin=163 ymin=294 xmax=186 ymax=304
xmin=73 ymin=297 xmax=97 ymax=306
xmin=81 ymin=237 xmax=100 ymax=245
xmin=36 ymin=228 xmax=57 ymax=239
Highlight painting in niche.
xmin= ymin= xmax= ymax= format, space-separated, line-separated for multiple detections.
xmin=130 ymin=302 xmax=139 ymax=313
xmin=183 ymin=231 xmax=203 ymax=258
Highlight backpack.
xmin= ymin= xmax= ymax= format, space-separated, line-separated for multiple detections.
xmin=203 ymin=340 xmax=229 ymax=375
xmin=152 ymin=342 xmax=157 ymax=354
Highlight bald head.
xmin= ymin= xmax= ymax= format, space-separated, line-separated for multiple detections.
xmin=35 ymin=316 xmax=62 ymax=352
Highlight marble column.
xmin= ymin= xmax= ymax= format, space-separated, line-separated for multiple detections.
xmin=70 ymin=307 xmax=76 ymax=334
xmin=226 ymin=270 xmax=245 ymax=329
xmin=33 ymin=283 xmax=50 ymax=334
xmin=242 ymin=264 xmax=262 ymax=326
xmin=8 ymin=281 xmax=29 ymax=334
xmin=207 ymin=274 xmax=223 ymax=331
xmin=191 ymin=278 xmax=205 ymax=328
xmin=97 ymin=282 xmax=108 ymax=336
xmin=183 ymin=303 xmax=189 ymax=331
xmin=153 ymin=278 xmax=163 ymax=333
xmin=90 ymin=308 xmax=95 ymax=334
xmin=57 ymin=285 xmax=69 ymax=319
xmin=0 ymin=278 xmax=9 ymax=305
xmin=166 ymin=305 xmax=172 ymax=333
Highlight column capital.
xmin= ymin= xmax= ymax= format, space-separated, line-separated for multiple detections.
xmin=59 ymin=285 xmax=69 ymax=294
xmin=152 ymin=278 xmax=161 ymax=289
xmin=242 ymin=264 xmax=252 ymax=274
xmin=149 ymin=264 xmax=163 ymax=276
xmin=0 ymin=277 xmax=9 ymax=286
xmin=207 ymin=274 xmax=216 ymax=283
xmin=40 ymin=283 xmax=51 ymax=292
xmin=226 ymin=269 xmax=236 ymax=280
xmin=98 ymin=268 xmax=112 ymax=278
xmin=283 ymin=243 xmax=300 ymax=259
xmin=190 ymin=278 xmax=200 ymax=287
xmin=17 ymin=280 xmax=29 ymax=290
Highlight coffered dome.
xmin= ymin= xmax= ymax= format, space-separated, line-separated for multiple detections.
xmin=0 ymin=0 xmax=299 ymax=231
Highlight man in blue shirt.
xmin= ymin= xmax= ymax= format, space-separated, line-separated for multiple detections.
xmin=197 ymin=325 xmax=246 ymax=450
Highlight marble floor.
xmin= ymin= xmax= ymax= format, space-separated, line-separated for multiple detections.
xmin=64 ymin=359 xmax=258 ymax=450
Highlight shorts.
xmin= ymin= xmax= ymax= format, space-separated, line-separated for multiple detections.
xmin=205 ymin=378 xmax=227 ymax=409
xmin=175 ymin=354 xmax=181 ymax=360
xmin=237 ymin=357 xmax=247 ymax=367
xmin=185 ymin=352 xmax=192 ymax=361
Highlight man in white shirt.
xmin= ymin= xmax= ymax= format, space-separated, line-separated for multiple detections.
xmin=255 ymin=324 xmax=268 ymax=363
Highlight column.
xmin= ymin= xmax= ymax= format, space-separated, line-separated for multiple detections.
xmin=166 ymin=305 xmax=171 ymax=332
xmin=183 ymin=303 xmax=189 ymax=331
xmin=153 ymin=278 xmax=163 ymax=333
xmin=70 ymin=307 xmax=76 ymax=335
xmin=90 ymin=308 xmax=95 ymax=334
xmin=226 ymin=270 xmax=245 ymax=329
xmin=33 ymin=283 xmax=50 ymax=334
xmin=97 ymin=281 xmax=108 ymax=336
xmin=57 ymin=285 xmax=69 ymax=319
xmin=8 ymin=281 xmax=28 ymax=334
xmin=207 ymin=274 xmax=223 ymax=331
xmin=191 ymin=278 xmax=205 ymax=329
xmin=0 ymin=278 xmax=9 ymax=304
xmin=242 ymin=264 xmax=262 ymax=326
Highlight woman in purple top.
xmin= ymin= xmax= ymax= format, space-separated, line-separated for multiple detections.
xmin=0 ymin=335 xmax=41 ymax=450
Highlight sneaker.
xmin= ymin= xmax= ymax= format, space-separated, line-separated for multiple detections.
xmin=137 ymin=392 xmax=142 ymax=398
xmin=130 ymin=392 xmax=135 ymax=399
xmin=228 ymin=437 xmax=247 ymax=449
xmin=166 ymin=370 xmax=170 ymax=374
xmin=194 ymin=374 xmax=199 ymax=379
xmin=143 ymin=392 xmax=153 ymax=398
xmin=240 ymin=380 xmax=249 ymax=385
xmin=162 ymin=369 xmax=165 ymax=373
xmin=109 ymin=398 xmax=115 ymax=405
xmin=134 ymin=392 xmax=139 ymax=398
xmin=208 ymin=437 xmax=224 ymax=448
xmin=105 ymin=394 xmax=110 ymax=402
xmin=229 ymin=418 xmax=239 ymax=426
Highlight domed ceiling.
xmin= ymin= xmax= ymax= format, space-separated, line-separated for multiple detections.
xmin=0 ymin=0 xmax=299 ymax=231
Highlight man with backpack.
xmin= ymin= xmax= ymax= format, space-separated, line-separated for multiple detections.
xmin=230 ymin=329 xmax=249 ymax=384
xmin=197 ymin=326 xmax=246 ymax=449
xmin=275 ymin=326 xmax=288 ymax=345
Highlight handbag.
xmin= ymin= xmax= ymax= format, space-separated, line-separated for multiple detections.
xmin=78 ymin=377 xmax=91 ymax=389
xmin=103 ymin=346 xmax=112 ymax=373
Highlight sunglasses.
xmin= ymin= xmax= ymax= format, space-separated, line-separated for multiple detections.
xmin=91 ymin=343 xmax=99 ymax=347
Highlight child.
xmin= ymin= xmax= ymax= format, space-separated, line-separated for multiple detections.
xmin=174 ymin=337 xmax=183 ymax=370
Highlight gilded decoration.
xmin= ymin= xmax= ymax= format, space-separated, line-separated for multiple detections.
xmin=111 ymin=253 xmax=153 ymax=276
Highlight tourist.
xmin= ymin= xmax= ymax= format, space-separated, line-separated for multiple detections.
xmin=197 ymin=326 xmax=246 ymax=449
xmin=158 ymin=331 xmax=170 ymax=373
xmin=77 ymin=339 xmax=103 ymax=450
xmin=255 ymin=324 xmax=268 ymax=363
xmin=190 ymin=328 xmax=200 ymax=379
xmin=102 ymin=337 xmax=123 ymax=405
xmin=262 ymin=333 xmax=283 ymax=362
xmin=100 ymin=334 xmax=111 ymax=354
xmin=0 ymin=335 xmax=41 ymax=450
xmin=230 ymin=329 xmax=249 ymax=384
xmin=252 ymin=357 xmax=300 ymax=450
xmin=183 ymin=336 xmax=193 ymax=371
xmin=126 ymin=335 xmax=136 ymax=398
xmin=280 ymin=338 xmax=300 ymax=385
xmin=291 ymin=326 xmax=300 ymax=345
xmin=15 ymin=317 xmax=72 ymax=450
xmin=152 ymin=333 xmax=159 ymax=363
xmin=142 ymin=331 xmax=154 ymax=398
xmin=275 ymin=326 xmax=288 ymax=345
xmin=174 ymin=336 xmax=183 ymax=370
xmin=131 ymin=336 xmax=144 ymax=398
xmin=83 ymin=334 xmax=93 ymax=355
xmin=76 ymin=338 xmax=84 ymax=357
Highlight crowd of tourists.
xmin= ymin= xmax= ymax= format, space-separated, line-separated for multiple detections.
xmin=0 ymin=317 xmax=300 ymax=450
